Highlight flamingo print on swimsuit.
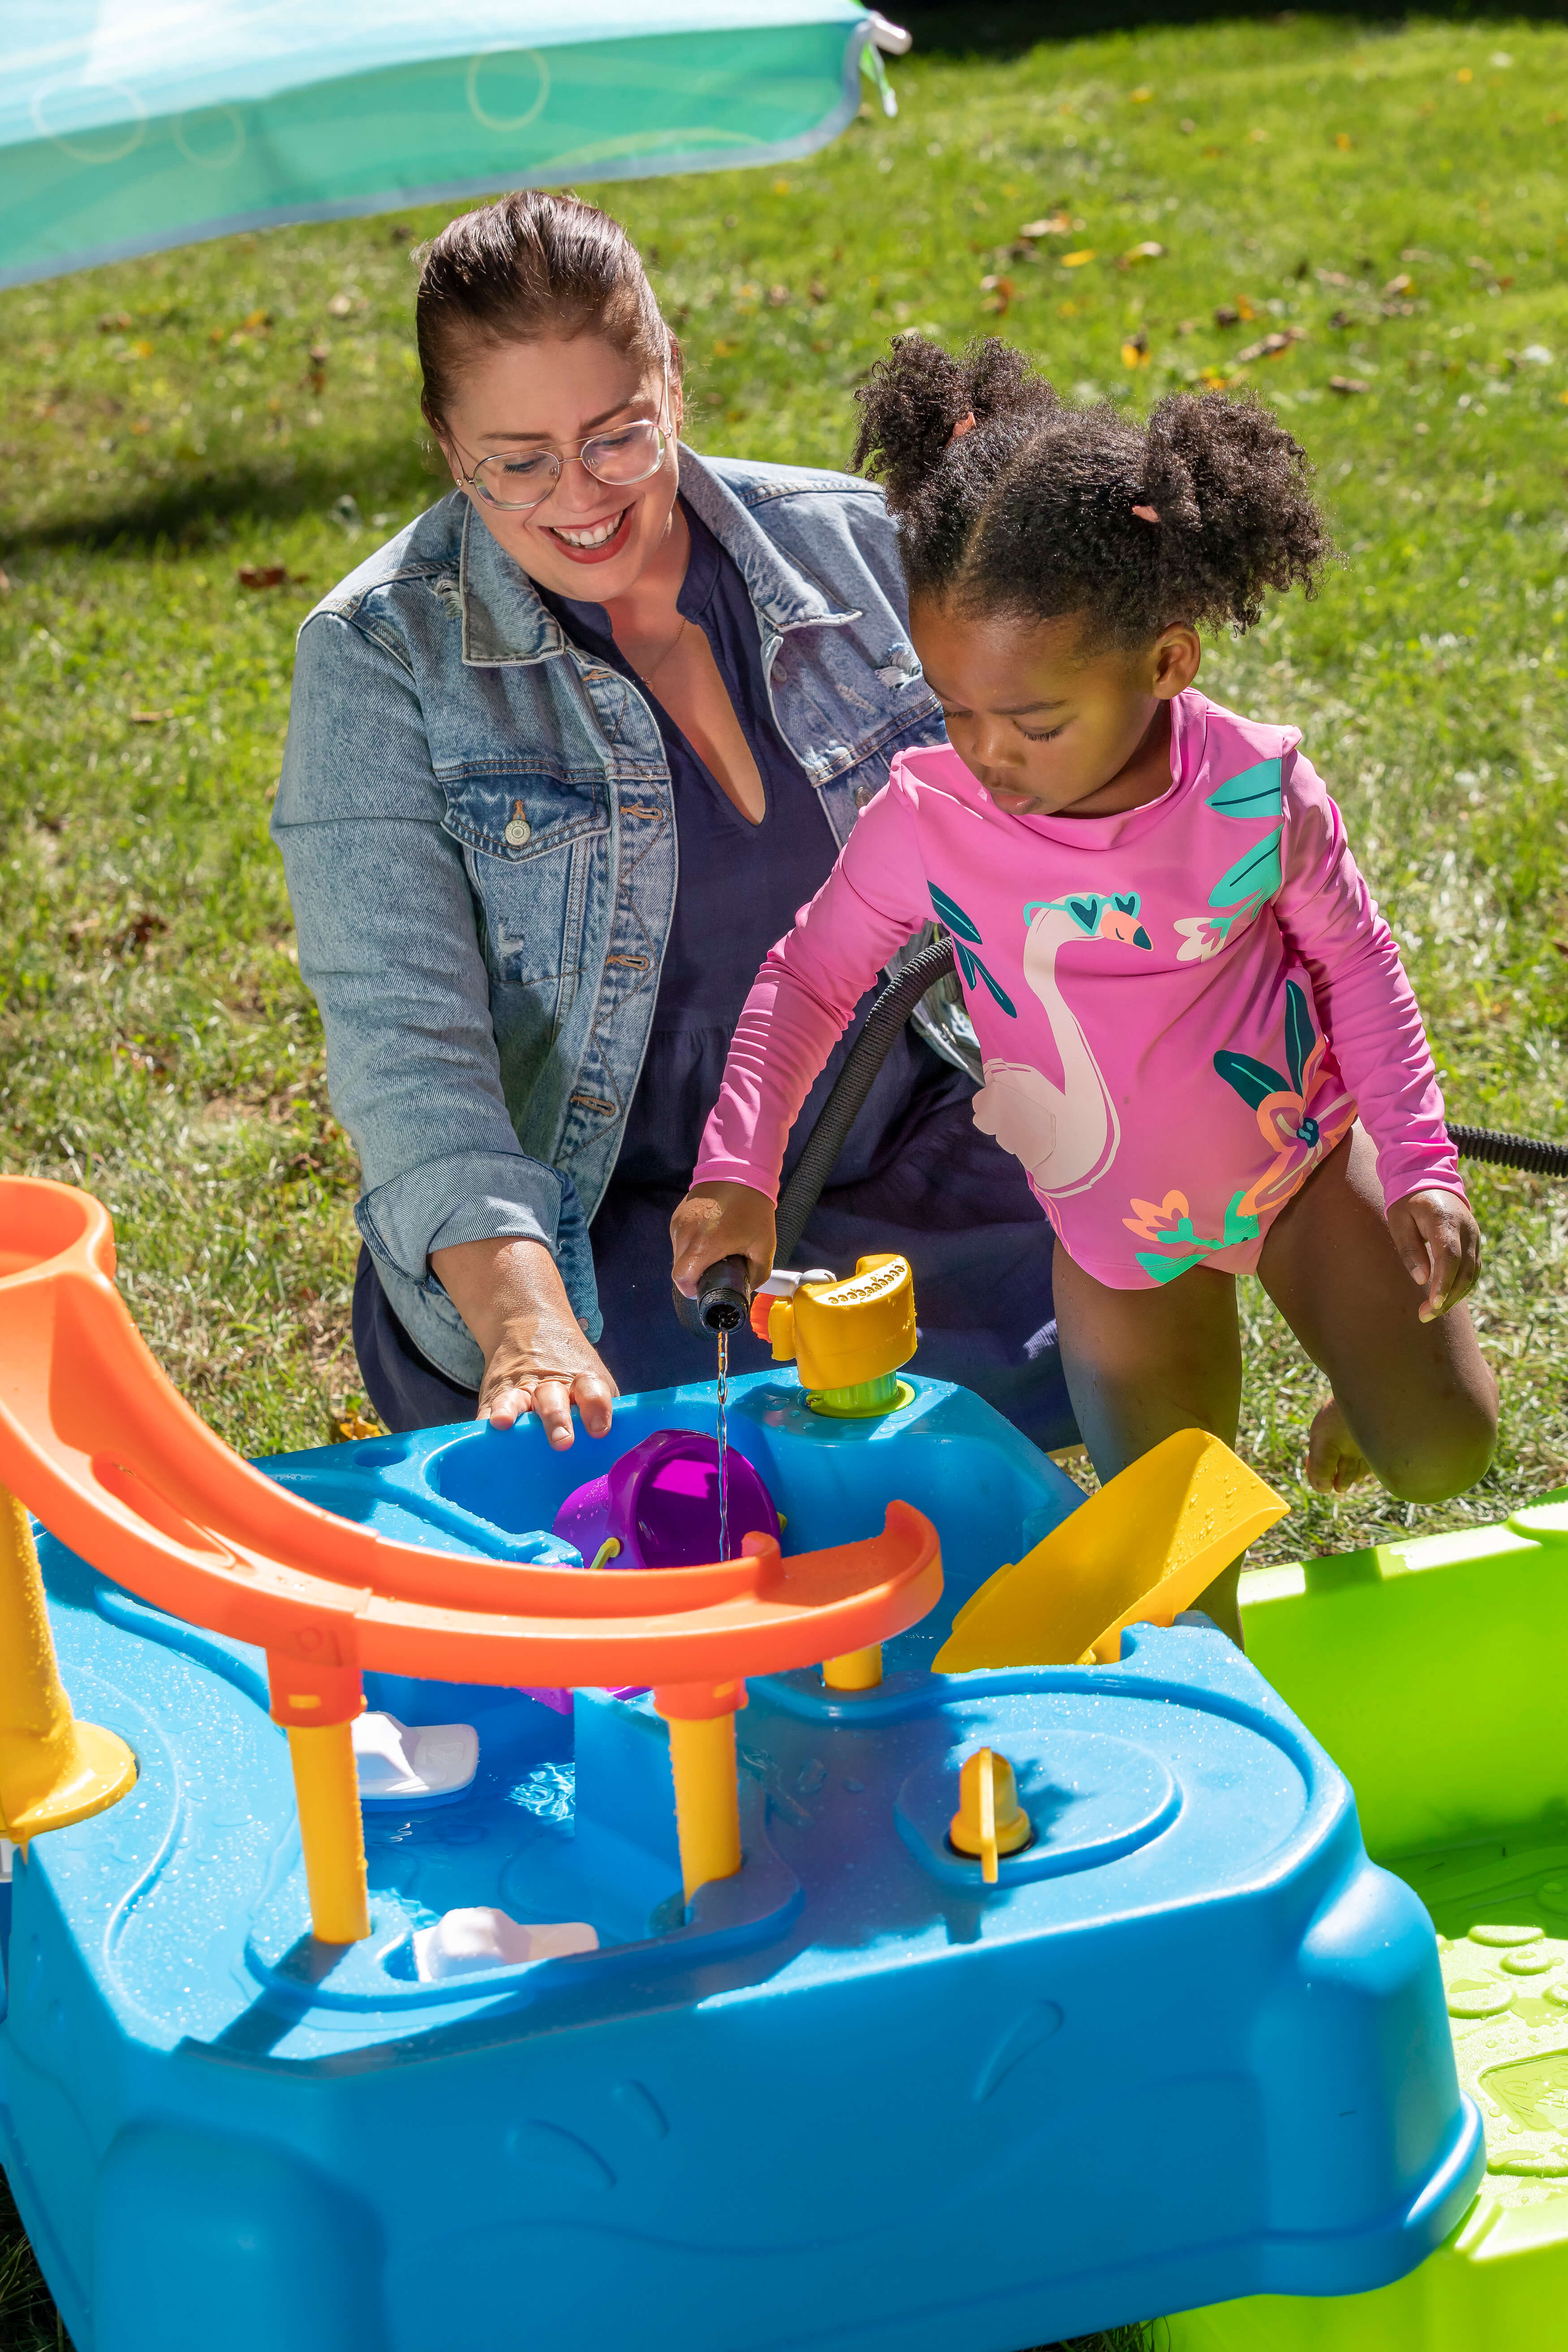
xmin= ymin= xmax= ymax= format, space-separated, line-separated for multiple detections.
xmin=970 ymin=891 xmax=1151 ymax=1198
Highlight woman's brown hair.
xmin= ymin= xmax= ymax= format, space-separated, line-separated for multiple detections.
xmin=416 ymin=190 xmax=678 ymax=433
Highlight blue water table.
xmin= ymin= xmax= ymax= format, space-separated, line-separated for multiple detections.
xmin=0 ymin=1181 xmax=1481 ymax=2352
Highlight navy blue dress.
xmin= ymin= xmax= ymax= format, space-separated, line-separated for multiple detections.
xmin=355 ymin=505 xmax=1075 ymax=1451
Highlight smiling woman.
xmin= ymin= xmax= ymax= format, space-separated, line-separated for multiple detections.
xmin=270 ymin=190 xmax=1077 ymax=1456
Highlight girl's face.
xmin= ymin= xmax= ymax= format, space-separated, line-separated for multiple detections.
xmin=911 ymin=598 xmax=1202 ymax=819
xmin=436 ymin=332 xmax=682 ymax=602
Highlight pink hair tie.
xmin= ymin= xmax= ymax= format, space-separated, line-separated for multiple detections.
xmin=1131 ymin=504 xmax=1161 ymax=524
xmin=948 ymin=412 xmax=977 ymax=447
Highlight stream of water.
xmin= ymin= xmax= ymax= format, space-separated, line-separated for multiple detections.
xmin=716 ymin=1328 xmax=730 ymax=1563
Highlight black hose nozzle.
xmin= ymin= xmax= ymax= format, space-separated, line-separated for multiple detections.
xmin=672 ymin=1255 xmax=752 ymax=1338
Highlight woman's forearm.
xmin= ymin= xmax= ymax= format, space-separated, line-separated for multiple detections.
xmin=431 ymin=1236 xmax=617 ymax=1446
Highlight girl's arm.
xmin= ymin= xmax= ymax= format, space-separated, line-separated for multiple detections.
xmin=1275 ymin=750 xmax=1477 ymax=1318
xmin=1275 ymin=749 xmax=1463 ymax=1209
xmin=672 ymin=773 xmax=932 ymax=1291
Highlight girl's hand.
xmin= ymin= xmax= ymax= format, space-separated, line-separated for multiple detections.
xmin=671 ymin=1182 xmax=777 ymax=1299
xmin=429 ymin=1236 xmax=618 ymax=1448
xmin=1386 ymin=1189 xmax=1482 ymax=1322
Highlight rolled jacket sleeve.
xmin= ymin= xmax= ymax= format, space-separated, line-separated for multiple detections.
xmin=272 ymin=610 xmax=602 ymax=1382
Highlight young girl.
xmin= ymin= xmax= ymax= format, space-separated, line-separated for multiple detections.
xmin=671 ymin=338 xmax=1496 ymax=1619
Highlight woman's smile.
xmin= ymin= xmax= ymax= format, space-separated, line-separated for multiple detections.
xmin=544 ymin=504 xmax=634 ymax=560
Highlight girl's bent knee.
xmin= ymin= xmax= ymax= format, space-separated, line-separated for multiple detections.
xmin=1378 ymin=1401 xmax=1497 ymax=1507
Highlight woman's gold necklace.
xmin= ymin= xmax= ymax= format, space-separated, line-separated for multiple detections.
xmin=631 ymin=616 xmax=689 ymax=691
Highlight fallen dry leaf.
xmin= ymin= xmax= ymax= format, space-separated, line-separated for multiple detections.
xmin=1328 ymin=375 xmax=1370 ymax=394
xmin=1117 ymin=241 xmax=1166 ymax=269
xmin=766 ymin=285 xmax=790 ymax=308
xmin=1199 ymin=365 xmax=1238 ymax=388
xmin=981 ymin=275 xmax=1017 ymax=315
xmin=1060 ymin=250 xmax=1095 ymax=269
xmin=1335 ymin=132 xmax=1353 ymax=150
xmin=237 ymin=565 xmax=289 ymax=589
xmin=1236 ymin=327 xmax=1305 ymax=363
xmin=1019 ymin=211 xmax=1072 ymax=238
xmin=128 ymin=708 xmax=172 ymax=723
xmin=1383 ymin=271 xmax=1415 ymax=297
xmin=1121 ymin=332 xmax=1151 ymax=368
xmin=335 ymin=1411 xmax=386 ymax=1443
xmin=97 ymin=311 xmax=134 ymax=333
xmin=1130 ymin=86 xmax=1153 ymax=103
xmin=0 ymin=568 xmax=9 ymax=596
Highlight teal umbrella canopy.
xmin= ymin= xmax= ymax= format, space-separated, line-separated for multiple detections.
xmin=1 ymin=0 xmax=875 ymax=291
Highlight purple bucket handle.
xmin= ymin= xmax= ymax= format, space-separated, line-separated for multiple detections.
xmin=521 ymin=1430 xmax=781 ymax=1713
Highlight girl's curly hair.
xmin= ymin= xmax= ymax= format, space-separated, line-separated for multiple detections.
xmin=851 ymin=334 xmax=1333 ymax=645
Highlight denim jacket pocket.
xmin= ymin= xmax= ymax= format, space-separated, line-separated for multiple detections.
xmin=438 ymin=765 xmax=609 ymax=990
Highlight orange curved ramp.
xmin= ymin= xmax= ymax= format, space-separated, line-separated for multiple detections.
xmin=0 ymin=1178 xmax=942 ymax=1695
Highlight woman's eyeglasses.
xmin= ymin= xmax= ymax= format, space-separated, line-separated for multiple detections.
xmin=457 ymin=365 xmax=671 ymax=513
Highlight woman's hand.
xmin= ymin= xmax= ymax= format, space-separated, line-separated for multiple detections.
xmin=1386 ymin=1189 xmax=1482 ymax=1322
xmin=670 ymin=1182 xmax=777 ymax=1299
xmin=430 ymin=1236 xmax=617 ymax=1449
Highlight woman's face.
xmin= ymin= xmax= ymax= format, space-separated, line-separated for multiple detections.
xmin=436 ymin=332 xmax=682 ymax=601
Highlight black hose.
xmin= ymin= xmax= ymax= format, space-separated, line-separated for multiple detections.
xmin=773 ymin=939 xmax=961 ymax=1269
xmin=1447 ymin=1125 xmax=1568 ymax=1180
xmin=769 ymin=940 xmax=1568 ymax=1273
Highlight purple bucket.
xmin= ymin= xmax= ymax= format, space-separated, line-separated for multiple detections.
xmin=521 ymin=1430 xmax=782 ymax=1714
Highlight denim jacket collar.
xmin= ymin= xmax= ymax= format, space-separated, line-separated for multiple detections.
xmin=457 ymin=443 xmax=859 ymax=668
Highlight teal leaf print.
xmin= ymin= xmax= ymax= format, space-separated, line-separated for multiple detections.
xmin=1205 ymin=758 xmax=1284 ymax=821
xmin=1214 ymin=1049 xmax=1289 ymax=1110
xmin=1209 ymin=828 xmax=1283 ymax=911
xmin=928 ymin=883 xmax=982 ymax=945
xmin=928 ymin=884 xmax=1018 ymax=1018
xmin=1283 ymin=979 xmax=1315 ymax=1097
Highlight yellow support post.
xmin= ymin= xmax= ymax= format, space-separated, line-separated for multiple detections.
xmin=267 ymin=1655 xmax=370 ymax=1945
xmin=823 ymin=1644 xmax=883 ymax=1692
xmin=0 ymin=1484 xmax=137 ymax=1850
xmin=285 ymin=1723 xmax=371 ymax=1945
xmin=655 ymin=1681 xmax=745 ymax=1905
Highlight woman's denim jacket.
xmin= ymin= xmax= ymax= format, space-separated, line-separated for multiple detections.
xmin=273 ymin=446 xmax=954 ymax=1388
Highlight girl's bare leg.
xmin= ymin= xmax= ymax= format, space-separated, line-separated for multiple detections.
xmin=1051 ymin=1248 xmax=1247 ymax=1641
xmin=1258 ymin=1126 xmax=1497 ymax=1503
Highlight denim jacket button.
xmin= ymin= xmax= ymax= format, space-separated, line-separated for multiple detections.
xmin=504 ymin=815 xmax=531 ymax=846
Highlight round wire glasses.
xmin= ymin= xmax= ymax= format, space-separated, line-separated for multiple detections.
xmin=459 ymin=366 xmax=672 ymax=512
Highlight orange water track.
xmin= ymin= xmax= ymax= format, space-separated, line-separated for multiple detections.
xmin=0 ymin=1179 xmax=942 ymax=1691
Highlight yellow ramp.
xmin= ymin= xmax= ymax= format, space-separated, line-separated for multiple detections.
xmin=934 ymin=1430 xmax=1286 ymax=1672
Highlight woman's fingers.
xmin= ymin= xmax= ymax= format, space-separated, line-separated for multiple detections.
xmin=480 ymin=1369 xmax=618 ymax=1447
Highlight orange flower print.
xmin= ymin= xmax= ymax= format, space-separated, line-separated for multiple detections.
xmin=1215 ymin=982 xmax=1355 ymax=1222
xmin=1124 ymin=1190 xmax=1193 ymax=1243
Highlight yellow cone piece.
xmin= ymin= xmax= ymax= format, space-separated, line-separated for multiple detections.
xmin=948 ymin=1748 xmax=1033 ymax=1884
xmin=286 ymin=1722 xmax=371 ymax=1943
xmin=934 ymin=1430 xmax=1286 ymax=1675
xmin=0 ymin=1485 xmax=138 ymax=1851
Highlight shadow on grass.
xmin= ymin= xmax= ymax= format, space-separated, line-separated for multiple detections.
xmin=2 ymin=441 xmax=440 ymax=560
xmin=898 ymin=0 xmax=1568 ymax=57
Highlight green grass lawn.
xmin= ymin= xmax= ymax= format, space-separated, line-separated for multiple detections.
xmin=1 ymin=10 xmax=1567 ymax=2330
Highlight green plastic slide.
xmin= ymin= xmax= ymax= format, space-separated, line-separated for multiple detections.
xmin=1172 ymin=1505 xmax=1568 ymax=2349
xmin=2 ymin=1 xmax=873 ymax=290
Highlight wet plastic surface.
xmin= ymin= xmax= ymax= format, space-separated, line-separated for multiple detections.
xmin=0 ymin=1373 xmax=1481 ymax=2352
